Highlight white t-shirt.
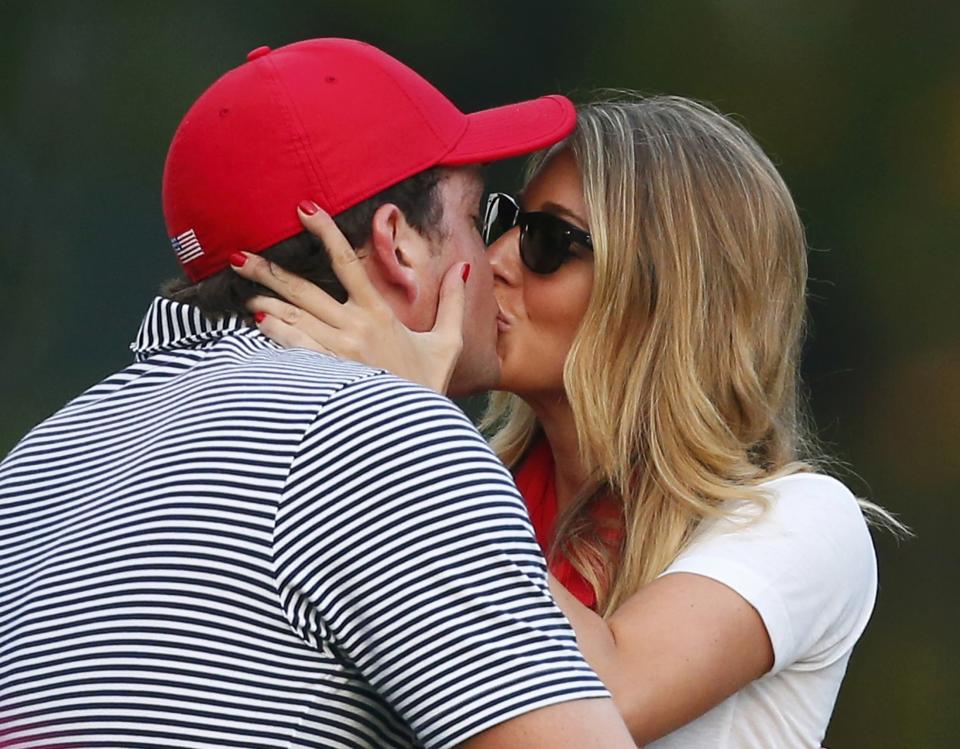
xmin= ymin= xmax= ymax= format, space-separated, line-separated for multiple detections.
xmin=648 ymin=473 xmax=877 ymax=749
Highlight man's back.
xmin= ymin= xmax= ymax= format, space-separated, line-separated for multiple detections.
xmin=0 ymin=298 xmax=609 ymax=749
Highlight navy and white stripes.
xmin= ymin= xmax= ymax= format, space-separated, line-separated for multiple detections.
xmin=0 ymin=297 xmax=607 ymax=749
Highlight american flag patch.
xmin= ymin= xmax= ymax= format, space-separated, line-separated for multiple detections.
xmin=171 ymin=229 xmax=204 ymax=264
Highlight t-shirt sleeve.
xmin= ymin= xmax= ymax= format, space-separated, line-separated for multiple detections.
xmin=659 ymin=474 xmax=878 ymax=675
xmin=273 ymin=373 xmax=609 ymax=748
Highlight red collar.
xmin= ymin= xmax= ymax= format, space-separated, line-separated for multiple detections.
xmin=514 ymin=438 xmax=600 ymax=610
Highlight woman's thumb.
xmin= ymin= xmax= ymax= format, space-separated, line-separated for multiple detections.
xmin=433 ymin=262 xmax=469 ymax=344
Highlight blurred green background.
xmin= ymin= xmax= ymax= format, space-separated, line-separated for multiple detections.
xmin=1 ymin=1 xmax=956 ymax=745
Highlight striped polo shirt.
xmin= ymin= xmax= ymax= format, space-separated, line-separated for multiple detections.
xmin=0 ymin=297 xmax=608 ymax=749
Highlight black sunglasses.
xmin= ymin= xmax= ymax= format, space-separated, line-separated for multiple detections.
xmin=482 ymin=192 xmax=593 ymax=274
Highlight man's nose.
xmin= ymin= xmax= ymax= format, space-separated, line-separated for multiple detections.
xmin=487 ymin=228 xmax=522 ymax=286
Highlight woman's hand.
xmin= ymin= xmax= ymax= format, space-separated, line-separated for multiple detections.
xmin=230 ymin=202 xmax=469 ymax=394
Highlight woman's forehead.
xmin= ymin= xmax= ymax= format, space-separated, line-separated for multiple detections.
xmin=520 ymin=150 xmax=586 ymax=217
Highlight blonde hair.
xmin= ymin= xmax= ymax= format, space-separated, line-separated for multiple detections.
xmin=482 ymin=95 xmax=903 ymax=617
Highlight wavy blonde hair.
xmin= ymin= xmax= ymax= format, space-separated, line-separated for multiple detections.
xmin=482 ymin=95 xmax=901 ymax=617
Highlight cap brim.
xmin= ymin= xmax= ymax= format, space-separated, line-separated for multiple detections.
xmin=439 ymin=94 xmax=576 ymax=166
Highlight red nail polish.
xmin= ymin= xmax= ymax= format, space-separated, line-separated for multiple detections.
xmin=461 ymin=263 xmax=471 ymax=282
xmin=229 ymin=252 xmax=247 ymax=267
xmin=298 ymin=200 xmax=320 ymax=215
xmin=254 ymin=311 xmax=266 ymax=323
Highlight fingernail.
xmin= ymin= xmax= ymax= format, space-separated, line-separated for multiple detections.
xmin=461 ymin=263 xmax=471 ymax=283
xmin=254 ymin=311 xmax=266 ymax=323
xmin=298 ymin=200 xmax=320 ymax=216
xmin=229 ymin=252 xmax=247 ymax=267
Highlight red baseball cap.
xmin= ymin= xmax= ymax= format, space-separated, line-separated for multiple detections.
xmin=162 ymin=38 xmax=576 ymax=281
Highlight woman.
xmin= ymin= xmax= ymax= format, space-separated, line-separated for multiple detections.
xmin=233 ymin=95 xmax=900 ymax=747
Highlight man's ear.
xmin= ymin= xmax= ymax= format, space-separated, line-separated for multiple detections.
xmin=367 ymin=203 xmax=429 ymax=304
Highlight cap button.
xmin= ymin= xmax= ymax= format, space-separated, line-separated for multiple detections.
xmin=246 ymin=46 xmax=271 ymax=62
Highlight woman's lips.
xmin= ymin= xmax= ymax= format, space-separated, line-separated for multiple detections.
xmin=496 ymin=311 xmax=512 ymax=333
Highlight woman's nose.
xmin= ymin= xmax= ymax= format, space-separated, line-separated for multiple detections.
xmin=487 ymin=228 xmax=522 ymax=286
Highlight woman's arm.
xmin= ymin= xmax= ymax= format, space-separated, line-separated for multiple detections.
xmin=549 ymin=572 xmax=773 ymax=746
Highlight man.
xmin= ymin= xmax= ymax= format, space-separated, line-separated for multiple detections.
xmin=0 ymin=39 xmax=633 ymax=748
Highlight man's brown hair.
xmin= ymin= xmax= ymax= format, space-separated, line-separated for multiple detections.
xmin=162 ymin=168 xmax=445 ymax=319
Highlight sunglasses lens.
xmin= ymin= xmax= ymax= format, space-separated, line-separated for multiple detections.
xmin=520 ymin=214 xmax=567 ymax=274
xmin=486 ymin=198 xmax=591 ymax=274
xmin=483 ymin=194 xmax=518 ymax=244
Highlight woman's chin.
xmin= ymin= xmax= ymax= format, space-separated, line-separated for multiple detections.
xmin=492 ymin=356 xmax=516 ymax=394
xmin=492 ymin=363 xmax=531 ymax=397
xmin=494 ymin=340 xmax=515 ymax=379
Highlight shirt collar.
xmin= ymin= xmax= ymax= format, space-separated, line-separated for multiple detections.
xmin=129 ymin=297 xmax=257 ymax=361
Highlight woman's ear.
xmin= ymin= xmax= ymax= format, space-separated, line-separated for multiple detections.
xmin=368 ymin=203 xmax=428 ymax=304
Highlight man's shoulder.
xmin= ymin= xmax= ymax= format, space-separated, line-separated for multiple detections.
xmin=208 ymin=341 xmax=475 ymax=434
xmin=42 ymin=341 xmax=391 ymax=441
xmin=230 ymin=342 xmax=385 ymax=389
